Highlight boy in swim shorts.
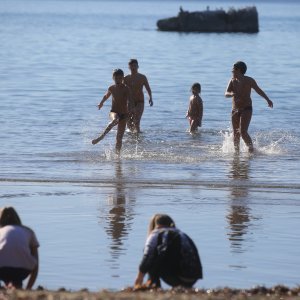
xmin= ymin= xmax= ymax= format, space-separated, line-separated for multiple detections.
xmin=92 ymin=69 xmax=131 ymax=154
xmin=225 ymin=61 xmax=273 ymax=153
xmin=124 ymin=59 xmax=153 ymax=133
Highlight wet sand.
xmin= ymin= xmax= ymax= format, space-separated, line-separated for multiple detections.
xmin=1 ymin=181 xmax=300 ymax=290
xmin=1 ymin=286 xmax=300 ymax=300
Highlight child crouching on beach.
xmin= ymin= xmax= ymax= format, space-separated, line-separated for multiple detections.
xmin=186 ymin=82 xmax=203 ymax=134
xmin=0 ymin=207 xmax=39 ymax=289
xmin=92 ymin=69 xmax=131 ymax=154
xmin=134 ymin=214 xmax=202 ymax=289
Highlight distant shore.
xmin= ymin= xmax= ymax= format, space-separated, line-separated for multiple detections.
xmin=1 ymin=285 xmax=300 ymax=300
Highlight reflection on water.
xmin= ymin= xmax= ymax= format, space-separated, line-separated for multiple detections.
xmin=229 ymin=155 xmax=250 ymax=181
xmin=99 ymin=161 xmax=135 ymax=271
xmin=226 ymin=155 xmax=253 ymax=253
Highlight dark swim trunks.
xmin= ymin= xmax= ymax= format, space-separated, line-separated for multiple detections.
xmin=110 ymin=111 xmax=128 ymax=120
xmin=232 ymin=106 xmax=252 ymax=116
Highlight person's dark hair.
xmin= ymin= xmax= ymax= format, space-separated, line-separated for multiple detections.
xmin=233 ymin=61 xmax=247 ymax=74
xmin=191 ymin=82 xmax=201 ymax=93
xmin=112 ymin=68 xmax=124 ymax=78
xmin=0 ymin=207 xmax=22 ymax=227
xmin=148 ymin=214 xmax=176 ymax=235
xmin=128 ymin=59 xmax=138 ymax=65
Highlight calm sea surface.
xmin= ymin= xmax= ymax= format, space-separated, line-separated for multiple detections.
xmin=0 ymin=0 xmax=299 ymax=291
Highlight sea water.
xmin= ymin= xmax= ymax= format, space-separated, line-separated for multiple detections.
xmin=0 ymin=0 xmax=299 ymax=291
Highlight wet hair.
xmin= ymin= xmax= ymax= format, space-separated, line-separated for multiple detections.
xmin=0 ymin=207 xmax=22 ymax=227
xmin=148 ymin=214 xmax=176 ymax=235
xmin=233 ymin=61 xmax=247 ymax=74
xmin=112 ymin=68 xmax=124 ymax=78
xmin=128 ymin=59 xmax=138 ymax=65
xmin=191 ymin=82 xmax=201 ymax=93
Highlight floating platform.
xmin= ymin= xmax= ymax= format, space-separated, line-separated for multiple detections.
xmin=157 ymin=6 xmax=259 ymax=33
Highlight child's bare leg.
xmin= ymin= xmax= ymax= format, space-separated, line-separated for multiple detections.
xmin=92 ymin=113 xmax=119 ymax=145
xmin=190 ymin=119 xmax=198 ymax=133
xmin=135 ymin=102 xmax=144 ymax=133
xmin=127 ymin=102 xmax=144 ymax=133
xmin=240 ymin=110 xmax=253 ymax=152
xmin=127 ymin=110 xmax=135 ymax=132
xmin=232 ymin=111 xmax=241 ymax=152
xmin=115 ymin=118 xmax=127 ymax=154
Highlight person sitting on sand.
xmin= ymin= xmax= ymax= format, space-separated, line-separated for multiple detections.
xmin=92 ymin=69 xmax=131 ymax=154
xmin=124 ymin=59 xmax=153 ymax=133
xmin=225 ymin=61 xmax=273 ymax=153
xmin=186 ymin=82 xmax=203 ymax=134
xmin=0 ymin=207 xmax=39 ymax=289
xmin=134 ymin=214 xmax=202 ymax=289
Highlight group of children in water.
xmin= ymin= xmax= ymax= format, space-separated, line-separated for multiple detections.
xmin=92 ymin=59 xmax=273 ymax=154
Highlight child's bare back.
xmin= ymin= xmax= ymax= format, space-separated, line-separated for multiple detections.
xmin=186 ymin=83 xmax=203 ymax=133
xmin=188 ymin=94 xmax=203 ymax=119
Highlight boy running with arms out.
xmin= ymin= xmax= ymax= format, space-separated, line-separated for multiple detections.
xmin=92 ymin=69 xmax=131 ymax=154
xmin=225 ymin=61 xmax=273 ymax=153
xmin=124 ymin=59 xmax=153 ymax=133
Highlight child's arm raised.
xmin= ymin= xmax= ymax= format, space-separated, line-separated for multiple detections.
xmin=251 ymin=79 xmax=273 ymax=108
xmin=97 ymin=89 xmax=112 ymax=110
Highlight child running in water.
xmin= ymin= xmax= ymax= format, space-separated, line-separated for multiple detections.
xmin=225 ymin=61 xmax=273 ymax=153
xmin=124 ymin=59 xmax=153 ymax=133
xmin=92 ymin=69 xmax=131 ymax=154
xmin=186 ymin=82 xmax=203 ymax=134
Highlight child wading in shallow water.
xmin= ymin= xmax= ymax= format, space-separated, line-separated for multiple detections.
xmin=124 ymin=59 xmax=153 ymax=133
xmin=225 ymin=61 xmax=273 ymax=153
xmin=92 ymin=69 xmax=131 ymax=154
xmin=186 ymin=82 xmax=203 ymax=134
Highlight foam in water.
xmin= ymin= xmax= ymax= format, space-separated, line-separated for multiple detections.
xmin=221 ymin=130 xmax=248 ymax=154
xmin=221 ymin=130 xmax=293 ymax=155
xmin=104 ymin=145 xmax=118 ymax=160
xmin=103 ymin=144 xmax=145 ymax=161
xmin=87 ymin=126 xmax=295 ymax=163
xmin=254 ymin=135 xmax=283 ymax=155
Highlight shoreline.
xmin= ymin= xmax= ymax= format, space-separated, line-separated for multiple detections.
xmin=1 ymin=285 xmax=300 ymax=300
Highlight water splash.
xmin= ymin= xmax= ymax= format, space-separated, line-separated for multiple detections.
xmin=87 ymin=128 xmax=297 ymax=164
xmin=254 ymin=134 xmax=284 ymax=155
xmin=221 ymin=129 xmax=295 ymax=155
xmin=221 ymin=130 xmax=248 ymax=154
xmin=104 ymin=145 xmax=117 ymax=160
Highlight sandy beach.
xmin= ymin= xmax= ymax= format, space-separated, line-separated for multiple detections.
xmin=1 ymin=286 xmax=300 ymax=300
